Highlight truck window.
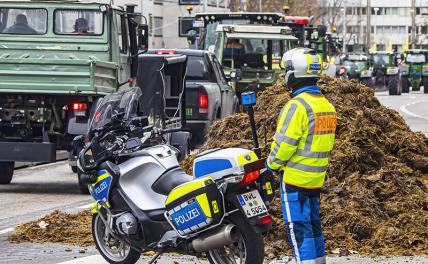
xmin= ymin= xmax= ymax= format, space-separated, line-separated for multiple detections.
xmin=186 ymin=56 xmax=209 ymax=81
xmin=116 ymin=14 xmax=128 ymax=54
xmin=0 ymin=8 xmax=47 ymax=35
xmin=54 ymin=9 xmax=103 ymax=35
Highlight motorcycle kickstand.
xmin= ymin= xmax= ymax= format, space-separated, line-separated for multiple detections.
xmin=147 ymin=248 xmax=165 ymax=264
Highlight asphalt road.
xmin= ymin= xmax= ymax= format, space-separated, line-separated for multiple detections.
xmin=0 ymin=90 xmax=427 ymax=264
xmin=375 ymin=90 xmax=428 ymax=136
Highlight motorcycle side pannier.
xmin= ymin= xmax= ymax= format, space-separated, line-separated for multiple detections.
xmin=165 ymin=176 xmax=223 ymax=236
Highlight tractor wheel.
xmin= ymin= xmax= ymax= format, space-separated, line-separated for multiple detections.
xmin=0 ymin=162 xmax=14 ymax=184
xmin=400 ymin=77 xmax=410 ymax=93
xmin=388 ymin=75 xmax=400 ymax=95
xmin=424 ymin=77 xmax=428 ymax=93
xmin=360 ymin=78 xmax=373 ymax=88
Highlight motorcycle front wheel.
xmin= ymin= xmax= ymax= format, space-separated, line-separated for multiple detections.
xmin=92 ymin=213 xmax=141 ymax=264
xmin=207 ymin=213 xmax=264 ymax=264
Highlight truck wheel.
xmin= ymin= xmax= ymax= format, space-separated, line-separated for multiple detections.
xmin=400 ymin=77 xmax=409 ymax=93
xmin=424 ymin=78 xmax=428 ymax=93
xmin=78 ymin=172 xmax=90 ymax=194
xmin=0 ymin=162 xmax=14 ymax=184
xmin=388 ymin=75 xmax=401 ymax=95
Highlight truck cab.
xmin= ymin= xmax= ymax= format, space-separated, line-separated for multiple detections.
xmin=0 ymin=1 xmax=147 ymax=184
xmin=212 ymin=24 xmax=297 ymax=97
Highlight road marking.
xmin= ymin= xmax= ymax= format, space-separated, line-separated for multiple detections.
xmin=0 ymin=227 xmax=15 ymax=235
xmin=77 ymin=203 xmax=93 ymax=209
xmin=56 ymin=255 xmax=105 ymax=264
xmin=399 ymin=100 xmax=428 ymax=121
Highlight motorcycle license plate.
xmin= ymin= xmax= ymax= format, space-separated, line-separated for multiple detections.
xmin=237 ymin=190 xmax=267 ymax=218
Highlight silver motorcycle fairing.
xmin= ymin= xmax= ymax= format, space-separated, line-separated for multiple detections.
xmin=118 ymin=145 xmax=181 ymax=211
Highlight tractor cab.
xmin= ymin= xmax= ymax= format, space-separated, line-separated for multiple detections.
xmin=212 ymin=24 xmax=297 ymax=98
xmin=178 ymin=12 xmax=283 ymax=50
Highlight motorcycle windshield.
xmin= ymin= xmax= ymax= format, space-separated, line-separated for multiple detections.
xmin=89 ymin=87 xmax=142 ymax=132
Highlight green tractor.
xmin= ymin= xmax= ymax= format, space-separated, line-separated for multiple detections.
xmin=340 ymin=54 xmax=373 ymax=88
xmin=399 ymin=49 xmax=428 ymax=93
xmin=369 ymin=51 xmax=401 ymax=95
xmin=370 ymin=51 xmax=396 ymax=88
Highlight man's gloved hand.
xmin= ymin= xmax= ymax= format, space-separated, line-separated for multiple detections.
xmin=265 ymin=160 xmax=276 ymax=173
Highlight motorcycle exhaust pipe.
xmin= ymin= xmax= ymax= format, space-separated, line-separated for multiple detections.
xmin=190 ymin=224 xmax=239 ymax=253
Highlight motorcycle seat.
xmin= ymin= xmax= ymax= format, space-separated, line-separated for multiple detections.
xmin=151 ymin=167 xmax=193 ymax=196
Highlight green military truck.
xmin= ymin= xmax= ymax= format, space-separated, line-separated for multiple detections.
xmin=212 ymin=24 xmax=297 ymax=97
xmin=0 ymin=1 xmax=147 ymax=184
xmin=398 ymin=49 xmax=428 ymax=93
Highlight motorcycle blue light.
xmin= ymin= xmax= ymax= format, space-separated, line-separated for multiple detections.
xmin=241 ymin=91 xmax=256 ymax=106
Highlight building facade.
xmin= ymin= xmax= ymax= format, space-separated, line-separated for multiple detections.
xmin=320 ymin=0 xmax=428 ymax=52
xmin=141 ymin=0 xmax=229 ymax=48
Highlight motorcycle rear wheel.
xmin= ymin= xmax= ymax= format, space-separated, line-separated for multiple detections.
xmin=207 ymin=213 xmax=264 ymax=264
xmin=92 ymin=213 xmax=141 ymax=264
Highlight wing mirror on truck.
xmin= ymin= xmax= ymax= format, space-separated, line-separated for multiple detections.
xmin=138 ymin=24 xmax=149 ymax=53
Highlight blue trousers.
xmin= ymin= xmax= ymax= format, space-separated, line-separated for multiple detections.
xmin=280 ymin=182 xmax=326 ymax=264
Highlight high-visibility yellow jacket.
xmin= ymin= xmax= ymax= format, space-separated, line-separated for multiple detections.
xmin=267 ymin=92 xmax=337 ymax=188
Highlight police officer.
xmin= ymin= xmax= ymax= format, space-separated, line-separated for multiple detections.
xmin=266 ymin=48 xmax=337 ymax=264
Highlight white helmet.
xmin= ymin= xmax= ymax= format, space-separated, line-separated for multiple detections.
xmin=282 ymin=48 xmax=323 ymax=85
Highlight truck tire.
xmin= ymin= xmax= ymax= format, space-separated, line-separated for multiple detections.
xmin=388 ymin=75 xmax=401 ymax=95
xmin=78 ymin=172 xmax=90 ymax=194
xmin=0 ymin=162 xmax=14 ymax=184
xmin=400 ymin=77 xmax=409 ymax=93
xmin=424 ymin=78 xmax=428 ymax=93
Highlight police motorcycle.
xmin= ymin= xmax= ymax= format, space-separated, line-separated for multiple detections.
xmin=76 ymin=87 xmax=275 ymax=264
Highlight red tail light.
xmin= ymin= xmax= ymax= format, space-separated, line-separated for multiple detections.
xmin=71 ymin=102 xmax=87 ymax=111
xmin=258 ymin=214 xmax=273 ymax=225
xmin=240 ymin=170 xmax=260 ymax=186
xmin=198 ymin=92 xmax=208 ymax=114
xmin=156 ymin=50 xmax=177 ymax=55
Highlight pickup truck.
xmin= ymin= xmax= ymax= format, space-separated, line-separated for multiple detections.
xmin=0 ymin=1 xmax=147 ymax=185
xmin=149 ymin=49 xmax=239 ymax=146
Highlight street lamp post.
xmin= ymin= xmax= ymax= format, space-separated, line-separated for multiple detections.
xmin=373 ymin=7 xmax=379 ymax=51
xmin=342 ymin=6 xmax=346 ymax=53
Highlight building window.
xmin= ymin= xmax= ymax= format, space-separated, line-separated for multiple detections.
xmin=346 ymin=7 xmax=352 ymax=15
xmin=361 ymin=7 xmax=366 ymax=15
xmin=154 ymin=0 xmax=163 ymax=5
xmin=153 ymin=16 xmax=163 ymax=37
xmin=422 ymin=26 xmax=428 ymax=34
xmin=391 ymin=7 xmax=398 ymax=15
xmin=416 ymin=7 xmax=420 ymax=15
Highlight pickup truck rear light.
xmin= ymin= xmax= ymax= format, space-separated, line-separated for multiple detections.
xmin=72 ymin=102 xmax=87 ymax=111
xmin=156 ymin=50 xmax=176 ymax=55
xmin=198 ymin=92 xmax=208 ymax=114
